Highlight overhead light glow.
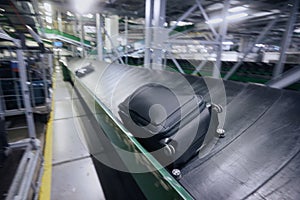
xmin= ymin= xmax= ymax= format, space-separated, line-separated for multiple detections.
xmin=67 ymin=11 xmax=74 ymax=16
xmin=44 ymin=2 xmax=51 ymax=13
xmin=255 ymin=44 xmax=265 ymax=48
xmin=206 ymin=18 xmax=223 ymax=24
xmin=223 ymin=41 xmax=234 ymax=45
xmin=45 ymin=16 xmax=52 ymax=24
xmin=228 ymin=6 xmax=248 ymax=13
xmin=0 ymin=8 xmax=5 ymax=12
xmin=294 ymin=28 xmax=300 ymax=33
xmin=77 ymin=47 xmax=83 ymax=51
xmin=45 ymin=12 xmax=52 ymax=16
xmin=206 ymin=12 xmax=248 ymax=24
xmin=227 ymin=12 xmax=248 ymax=20
xmin=177 ymin=21 xmax=193 ymax=26
xmin=83 ymin=13 xmax=93 ymax=18
xmin=74 ymin=0 xmax=94 ymax=14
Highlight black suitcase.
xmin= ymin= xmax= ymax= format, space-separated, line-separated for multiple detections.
xmin=118 ymin=83 xmax=219 ymax=168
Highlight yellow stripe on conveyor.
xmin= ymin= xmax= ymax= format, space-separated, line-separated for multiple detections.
xmin=39 ymin=74 xmax=56 ymax=200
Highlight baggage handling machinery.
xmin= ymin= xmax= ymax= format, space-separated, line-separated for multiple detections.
xmin=64 ymin=58 xmax=300 ymax=200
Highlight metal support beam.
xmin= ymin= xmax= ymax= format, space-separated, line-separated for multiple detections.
xmin=213 ymin=0 xmax=230 ymax=78
xmin=40 ymin=55 xmax=49 ymax=102
xmin=196 ymin=0 xmax=218 ymax=38
xmin=169 ymin=4 xmax=198 ymax=32
xmin=273 ymin=0 xmax=298 ymax=78
xmin=79 ymin=15 xmax=85 ymax=57
xmin=31 ymin=0 xmax=45 ymax=37
xmin=48 ymin=53 xmax=53 ymax=76
xmin=224 ymin=15 xmax=280 ymax=80
xmin=125 ymin=16 xmax=129 ymax=64
xmin=169 ymin=53 xmax=185 ymax=74
xmin=96 ymin=13 xmax=104 ymax=61
xmin=57 ymin=12 xmax=62 ymax=32
xmin=267 ymin=66 xmax=300 ymax=89
xmin=192 ymin=60 xmax=208 ymax=75
xmin=16 ymin=50 xmax=36 ymax=138
xmin=103 ymin=29 xmax=124 ymax=64
xmin=152 ymin=0 xmax=167 ymax=70
xmin=144 ymin=0 xmax=154 ymax=68
xmin=0 ymin=28 xmax=36 ymax=138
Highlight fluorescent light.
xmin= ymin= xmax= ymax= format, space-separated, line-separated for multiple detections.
xmin=177 ymin=21 xmax=193 ymax=26
xmin=74 ymin=0 xmax=93 ymax=14
xmin=45 ymin=16 xmax=52 ymax=24
xmin=228 ymin=6 xmax=248 ymax=13
xmin=0 ymin=8 xmax=5 ymax=12
xmin=255 ymin=44 xmax=265 ymax=48
xmin=223 ymin=41 xmax=233 ymax=45
xmin=206 ymin=12 xmax=248 ymax=24
xmin=227 ymin=12 xmax=248 ymax=20
xmin=206 ymin=18 xmax=223 ymax=24
xmin=77 ymin=47 xmax=83 ymax=51
xmin=45 ymin=12 xmax=52 ymax=16
xmin=67 ymin=11 xmax=74 ymax=16
xmin=83 ymin=13 xmax=93 ymax=18
xmin=44 ymin=2 xmax=51 ymax=13
xmin=294 ymin=28 xmax=300 ymax=33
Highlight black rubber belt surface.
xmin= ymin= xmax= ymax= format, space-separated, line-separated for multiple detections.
xmin=179 ymin=88 xmax=300 ymax=200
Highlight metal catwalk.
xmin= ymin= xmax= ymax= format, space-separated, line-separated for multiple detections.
xmin=45 ymin=65 xmax=105 ymax=200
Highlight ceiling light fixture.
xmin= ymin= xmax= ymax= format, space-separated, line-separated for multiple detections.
xmin=228 ymin=6 xmax=248 ymax=13
xmin=294 ymin=28 xmax=300 ymax=33
xmin=44 ymin=2 xmax=51 ymax=13
xmin=206 ymin=18 xmax=223 ymax=24
xmin=222 ymin=41 xmax=234 ymax=45
xmin=83 ymin=13 xmax=93 ymax=19
xmin=45 ymin=16 xmax=52 ymax=24
xmin=74 ymin=0 xmax=94 ymax=14
xmin=227 ymin=12 xmax=248 ymax=20
xmin=255 ymin=44 xmax=265 ymax=48
xmin=206 ymin=12 xmax=248 ymax=24
xmin=67 ymin=11 xmax=74 ymax=17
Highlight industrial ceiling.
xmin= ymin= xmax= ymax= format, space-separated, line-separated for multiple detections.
xmin=0 ymin=0 xmax=300 ymax=48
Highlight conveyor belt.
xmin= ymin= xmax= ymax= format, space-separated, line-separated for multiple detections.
xmin=66 ymin=59 xmax=300 ymax=200
xmin=179 ymin=88 xmax=300 ymax=200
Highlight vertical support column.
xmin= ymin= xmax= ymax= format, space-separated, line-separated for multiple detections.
xmin=57 ymin=11 xmax=62 ymax=32
xmin=213 ymin=0 xmax=230 ymax=78
xmin=40 ymin=54 xmax=49 ymax=101
xmin=238 ymin=37 xmax=250 ymax=53
xmin=144 ymin=0 xmax=154 ymax=68
xmin=96 ymin=13 xmax=104 ymax=61
xmin=16 ymin=49 xmax=36 ymax=138
xmin=79 ymin=15 xmax=85 ymax=57
xmin=124 ymin=16 xmax=128 ymax=64
xmin=48 ymin=53 xmax=53 ymax=77
xmin=152 ymin=0 xmax=166 ymax=70
xmin=273 ymin=0 xmax=298 ymax=78
xmin=105 ymin=15 xmax=119 ymax=54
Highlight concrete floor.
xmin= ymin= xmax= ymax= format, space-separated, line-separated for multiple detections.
xmin=50 ymin=67 xmax=105 ymax=200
